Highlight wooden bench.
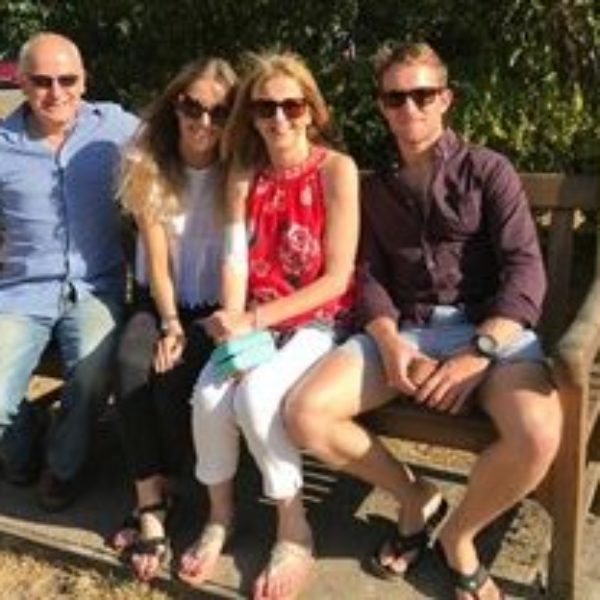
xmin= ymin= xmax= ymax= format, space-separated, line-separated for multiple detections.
xmin=361 ymin=173 xmax=600 ymax=599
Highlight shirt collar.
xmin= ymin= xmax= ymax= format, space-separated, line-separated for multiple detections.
xmin=0 ymin=100 xmax=94 ymax=143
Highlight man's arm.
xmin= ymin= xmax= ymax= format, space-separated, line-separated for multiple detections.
xmin=481 ymin=153 xmax=546 ymax=328
xmin=358 ymin=177 xmax=433 ymax=395
xmin=415 ymin=153 xmax=546 ymax=413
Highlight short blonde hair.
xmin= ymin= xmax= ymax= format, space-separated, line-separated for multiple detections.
xmin=222 ymin=50 xmax=336 ymax=170
xmin=374 ymin=42 xmax=448 ymax=91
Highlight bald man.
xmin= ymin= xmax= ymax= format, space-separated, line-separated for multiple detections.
xmin=0 ymin=32 xmax=138 ymax=510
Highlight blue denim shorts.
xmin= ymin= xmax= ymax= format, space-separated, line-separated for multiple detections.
xmin=342 ymin=305 xmax=544 ymax=366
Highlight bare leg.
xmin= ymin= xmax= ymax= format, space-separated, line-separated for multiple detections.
xmin=285 ymin=347 xmax=443 ymax=569
xmin=178 ymin=479 xmax=235 ymax=587
xmin=437 ymin=362 xmax=561 ymax=599
xmin=253 ymin=491 xmax=314 ymax=600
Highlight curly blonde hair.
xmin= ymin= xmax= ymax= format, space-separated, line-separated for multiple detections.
xmin=120 ymin=57 xmax=237 ymax=221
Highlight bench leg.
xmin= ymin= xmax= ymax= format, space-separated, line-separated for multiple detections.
xmin=544 ymin=384 xmax=584 ymax=600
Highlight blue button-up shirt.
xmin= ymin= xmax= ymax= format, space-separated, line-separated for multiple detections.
xmin=0 ymin=101 xmax=138 ymax=318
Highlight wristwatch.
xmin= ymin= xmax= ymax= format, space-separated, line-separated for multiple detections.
xmin=471 ymin=333 xmax=499 ymax=360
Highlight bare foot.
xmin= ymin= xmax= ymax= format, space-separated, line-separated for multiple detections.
xmin=178 ymin=523 xmax=230 ymax=588
xmin=253 ymin=540 xmax=314 ymax=600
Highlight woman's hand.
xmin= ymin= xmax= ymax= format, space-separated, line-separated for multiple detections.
xmin=202 ymin=309 xmax=253 ymax=343
xmin=153 ymin=323 xmax=186 ymax=373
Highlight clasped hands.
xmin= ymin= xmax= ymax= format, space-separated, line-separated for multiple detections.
xmin=379 ymin=335 xmax=491 ymax=415
xmin=153 ymin=309 xmax=257 ymax=375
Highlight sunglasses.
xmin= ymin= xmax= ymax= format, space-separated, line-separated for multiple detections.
xmin=249 ymin=98 xmax=307 ymax=120
xmin=175 ymin=94 xmax=230 ymax=125
xmin=27 ymin=73 xmax=80 ymax=89
xmin=379 ymin=87 xmax=444 ymax=110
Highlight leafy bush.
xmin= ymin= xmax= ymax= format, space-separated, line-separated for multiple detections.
xmin=1 ymin=0 xmax=597 ymax=173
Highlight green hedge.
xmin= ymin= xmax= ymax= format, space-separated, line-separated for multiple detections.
xmin=1 ymin=0 xmax=597 ymax=173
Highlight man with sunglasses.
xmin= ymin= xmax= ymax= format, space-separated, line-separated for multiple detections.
xmin=286 ymin=42 xmax=561 ymax=599
xmin=0 ymin=32 xmax=137 ymax=510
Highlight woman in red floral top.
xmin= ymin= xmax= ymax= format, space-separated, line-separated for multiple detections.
xmin=178 ymin=52 xmax=358 ymax=599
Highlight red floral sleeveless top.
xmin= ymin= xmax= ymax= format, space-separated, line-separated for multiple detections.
xmin=247 ymin=146 xmax=354 ymax=333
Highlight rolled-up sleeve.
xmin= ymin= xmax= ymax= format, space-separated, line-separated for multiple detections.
xmin=481 ymin=155 xmax=546 ymax=326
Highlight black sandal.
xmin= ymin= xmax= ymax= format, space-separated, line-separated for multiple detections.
xmin=107 ymin=507 xmax=140 ymax=552
xmin=449 ymin=562 xmax=506 ymax=599
xmin=128 ymin=500 xmax=173 ymax=582
xmin=369 ymin=497 xmax=449 ymax=580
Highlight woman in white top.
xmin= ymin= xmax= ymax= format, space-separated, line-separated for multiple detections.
xmin=111 ymin=57 xmax=237 ymax=582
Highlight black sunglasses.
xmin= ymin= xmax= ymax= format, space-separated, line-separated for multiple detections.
xmin=378 ymin=87 xmax=444 ymax=110
xmin=27 ymin=73 xmax=80 ymax=89
xmin=249 ymin=98 xmax=307 ymax=120
xmin=175 ymin=94 xmax=230 ymax=125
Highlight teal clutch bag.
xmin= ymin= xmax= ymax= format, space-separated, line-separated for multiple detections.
xmin=212 ymin=330 xmax=277 ymax=379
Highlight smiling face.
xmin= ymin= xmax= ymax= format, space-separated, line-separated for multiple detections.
xmin=250 ymin=74 xmax=312 ymax=160
xmin=19 ymin=35 xmax=86 ymax=136
xmin=175 ymin=76 xmax=230 ymax=167
xmin=378 ymin=62 xmax=452 ymax=156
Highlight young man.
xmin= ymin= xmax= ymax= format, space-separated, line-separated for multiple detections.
xmin=285 ymin=43 xmax=561 ymax=599
xmin=0 ymin=32 xmax=137 ymax=510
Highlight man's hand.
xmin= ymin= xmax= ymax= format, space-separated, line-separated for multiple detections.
xmin=153 ymin=330 xmax=186 ymax=373
xmin=376 ymin=333 xmax=428 ymax=396
xmin=202 ymin=309 xmax=253 ymax=343
xmin=414 ymin=349 xmax=490 ymax=414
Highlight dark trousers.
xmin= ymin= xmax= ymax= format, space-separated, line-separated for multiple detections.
xmin=115 ymin=298 xmax=214 ymax=481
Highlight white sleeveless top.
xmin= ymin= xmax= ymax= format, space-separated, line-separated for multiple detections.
xmin=135 ymin=164 xmax=222 ymax=308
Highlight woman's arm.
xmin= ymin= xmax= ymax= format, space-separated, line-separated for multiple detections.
xmin=220 ymin=168 xmax=250 ymax=313
xmin=201 ymin=168 xmax=251 ymax=342
xmin=137 ymin=212 xmax=180 ymax=331
xmin=136 ymin=211 xmax=184 ymax=371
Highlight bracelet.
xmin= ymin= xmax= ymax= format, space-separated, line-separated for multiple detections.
xmin=160 ymin=314 xmax=180 ymax=333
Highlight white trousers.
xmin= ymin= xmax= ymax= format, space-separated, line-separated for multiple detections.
xmin=190 ymin=326 xmax=335 ymax=500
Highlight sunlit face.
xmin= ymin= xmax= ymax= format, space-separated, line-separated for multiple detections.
xmin=20 ymin=39 xmax=86 ymax=135
xmin=250 ymin=74 xmax=312 ymax=155
xmin=175 ymin=77 xmax=230 ymax=166
xmin=378 ymin=62 xmax=452 ymax=153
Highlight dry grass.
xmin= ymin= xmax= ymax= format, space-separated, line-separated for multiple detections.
xmin=0 ymin=537 xmax=172 ymax=600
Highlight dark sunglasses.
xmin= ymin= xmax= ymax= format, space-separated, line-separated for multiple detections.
xmin=175 ymin=94 xmax=230 ymax=125
xmin=27 ymin=73 xmax=80 ymax=89
xmin=378 ymin=87 xmax=444 ymax=110
xmin=249 ymin=98 xmax=307 ymax=120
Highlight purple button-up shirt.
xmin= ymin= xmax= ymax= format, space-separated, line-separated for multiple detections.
xmin=358 ymin=129 xmax=546 ymax=328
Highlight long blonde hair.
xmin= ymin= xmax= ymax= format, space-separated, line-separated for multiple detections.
xmin=120 ymin=57 xmax=237 ymax=221
xmin=221 ymin=50 xmax=336 ymax=171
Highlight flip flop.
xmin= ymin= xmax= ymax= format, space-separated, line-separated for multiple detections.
xmin=254 ymin=539 xmax=315 ymax=600
xmin=369 ymin=497 xmax=449 ymax=580
xmin=448 ymin=562 xmax=506 ymax=599
xmin=178 ymin=522 xmax=233 ymax=588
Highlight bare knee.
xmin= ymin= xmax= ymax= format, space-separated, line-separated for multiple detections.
xmin=504 ymin=390 xmax=562 ymax=472
xmin=284 ymin=383 xmax=334 ymax=452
